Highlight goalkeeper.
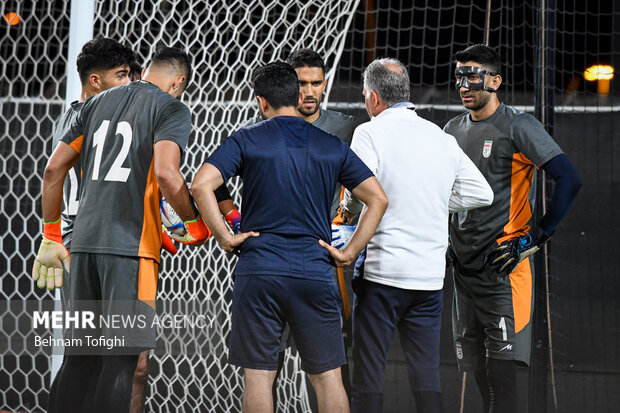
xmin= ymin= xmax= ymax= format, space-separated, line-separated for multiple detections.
xmin=445 ymin=44 xmax=582 ymax=413
xmin=34 ymin=47 xmax=213 ymax=413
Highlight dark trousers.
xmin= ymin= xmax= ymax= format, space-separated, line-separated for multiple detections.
xmin=350 ymin=278 xmax=443 ymax=413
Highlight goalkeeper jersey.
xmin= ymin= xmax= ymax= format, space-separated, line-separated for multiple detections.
xmin=444 ymin=103 xmax=563 ymax=271
xmin=51 ymin=100 xmax=84 ymax=245
xmin=61 ymin=81 xmax=191 ymax=262
xmin=313 ymin=109 xmax=355 ymax=220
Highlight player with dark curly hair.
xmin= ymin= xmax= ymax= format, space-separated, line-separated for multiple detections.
xmin=445 ymin=44 xmax=582 ymax=413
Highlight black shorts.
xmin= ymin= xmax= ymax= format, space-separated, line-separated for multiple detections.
xmin=452 ymin=257 xmax=534 ymax=370
xmin=67 ymin=252 xmax=159 ymax=352
xmin=228 ymin=274 xmax=346 ymax=374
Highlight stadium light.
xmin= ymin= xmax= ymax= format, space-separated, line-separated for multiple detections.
xmin=4 ymin=12 xmax=21 ymax=26
xmin=584 ymin=65 xmax=614 ymax=96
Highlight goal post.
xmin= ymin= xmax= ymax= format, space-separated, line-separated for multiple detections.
xmin=49 ymin=0 xmax=96 ymax=383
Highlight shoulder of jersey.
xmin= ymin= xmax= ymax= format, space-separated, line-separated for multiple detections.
xmin=323 ymin=108 xmax=354 ymax=123
xmin=451 ymin=110 xmax=470 ymax=122
xmin=69 ymin=100 xmax=84 ymax=112
xmin=59 ymin=101 xmax=83 ymax=121
xmin=505 ymin=105 xmax=532 ymax=124
xmin=81 ymin=83 xmax=128 ymax=109
xmin=307 ymin=118 xmax=342 ymax=141
xmin=443 ymin=111 xmax=470 ymax=129
xmin=133 ymin=81 xmax=172 ymax=100
xmin=489 ymin=104 xmax=530 ymax=131
xmin=241 ymin=116 xmax=265 ymax=130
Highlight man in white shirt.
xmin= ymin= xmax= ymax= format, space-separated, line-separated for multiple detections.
xmin=329 ymin=58 xmax=494 ymax=413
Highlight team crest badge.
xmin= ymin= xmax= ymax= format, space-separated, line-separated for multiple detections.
xmin=455 ymin=342 xmax=463 ymax=359
xmin=482 ymin=140 xmax=493 ymax=158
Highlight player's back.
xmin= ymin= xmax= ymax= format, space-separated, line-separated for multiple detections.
xmin=62 ymin=81 xmax=191 ymax=261
xmin=356 ymin=106 xmax=465 ymax=289
xmin=234 ymin=116 xmax=347 ymax=238
xmin=208 ymin=115 xmax=372 ymax=279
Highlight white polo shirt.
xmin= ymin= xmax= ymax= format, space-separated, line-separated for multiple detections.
xmin=343 ymin=103 xmax=493 ymax=290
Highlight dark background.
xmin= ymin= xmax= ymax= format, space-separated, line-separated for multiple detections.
xmin=1 ymin=0 xmax=618 ymax=412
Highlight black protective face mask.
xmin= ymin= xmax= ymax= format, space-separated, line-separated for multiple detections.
xmin=454 ymin=66 xmax=498 ymax=93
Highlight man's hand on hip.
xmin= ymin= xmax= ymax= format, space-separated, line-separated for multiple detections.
xmin=318 ymin=239 xmax=356 ymax=268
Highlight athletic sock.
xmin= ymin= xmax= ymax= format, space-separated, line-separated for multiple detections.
xmin=92 ymin=354 xmax=140 ymax=413
xmin=48 ymin=355 xmax=101 ymax=413
xmin=474 ymin=369 xmax=491 ymax=412
xmin=486 ymin=358 xmax=517 ymax=413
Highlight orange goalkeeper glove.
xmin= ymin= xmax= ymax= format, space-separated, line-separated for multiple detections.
xmin=161 ymin=229 xmax=178 ymax=255
xmin=170 ymin=215 xmax=212 ymax=246
xmin=32 ymin=218 xmax=70 ymax=290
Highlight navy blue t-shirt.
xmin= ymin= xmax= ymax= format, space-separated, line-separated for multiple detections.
xmin=207 ymin=116 xmax=374 ymax=280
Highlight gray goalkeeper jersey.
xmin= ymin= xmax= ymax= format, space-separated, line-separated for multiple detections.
xmin=51 ymin=101 xmax=84 ymax=245
xmin=313 ymin=109 xmax=355 ymax=219
xmin=444 ymin=103 xmax=563 ymax=271
xmin=61 ymin=81 xmax=191 ymax=262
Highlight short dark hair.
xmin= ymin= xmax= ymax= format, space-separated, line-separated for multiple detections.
xmin=76 ymin=37 xmax=136 ymax=85
xmin=286 ymin=48 xmax=325 ymax=74
xmin=128 ymin=61 xmax=142 ymax=81
xmin=252 ymin=62 xmax=299 ymax=109
xmin=150 ymin=46 xmax=192 ymax=88
xmin=453 ymin=44 xmax=501 ymax=74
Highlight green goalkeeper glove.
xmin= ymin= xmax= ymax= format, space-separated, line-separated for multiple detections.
xmin=32 ymin=218 xmax=70 ymax=290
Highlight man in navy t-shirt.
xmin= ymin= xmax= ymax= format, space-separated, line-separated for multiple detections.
xmin=191 ymin=62 xmax=388 ymax=413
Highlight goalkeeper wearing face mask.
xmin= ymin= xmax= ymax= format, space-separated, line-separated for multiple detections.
xmin=444 ymin=44 xmax=582 ymax=413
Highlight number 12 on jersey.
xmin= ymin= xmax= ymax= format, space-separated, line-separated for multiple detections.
xmin=92 ymin=120 xmax=132 ymax=182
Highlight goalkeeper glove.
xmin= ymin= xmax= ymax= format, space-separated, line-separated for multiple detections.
xmin=161 ymin=229 xmax=178 ymax=255
xmin=225 ymin=208 xmax=242 ymax=234
xmin=170 ymin=215 xmax=212 ymax=245
xmin=331 ymin=224 xmax=356 ymax=250
xmin=32 ymin=218 xmax=70 ymax=290
xmin=485 ymin=229 xmax=549 ymax=274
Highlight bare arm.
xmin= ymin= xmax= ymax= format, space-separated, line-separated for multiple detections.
xmin=35 ymin=142 xmax=77 ymax=289
xmin=218 ymin=198 xmax=236 ymax=215
xmin=192 ymin=163 xmax=258 ymax=252
xmin=154 ymin=140 xmax=198 ymax=221
xmin=42 ymin=142 xmax=80 ymax=222
xmin=319 ymin=176 xmax=388 ymax=267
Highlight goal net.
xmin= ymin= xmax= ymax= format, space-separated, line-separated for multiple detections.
xmin=1 ymin=1 xmax=618 ymax=412
xmin=96 ymin=1 xmax=360 ymax=412
xmin=1 ymin=1 xmax=359 ymax=412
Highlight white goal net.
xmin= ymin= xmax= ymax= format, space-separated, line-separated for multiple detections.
xmin=1 ymin=1 xmax=359 ymax=412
